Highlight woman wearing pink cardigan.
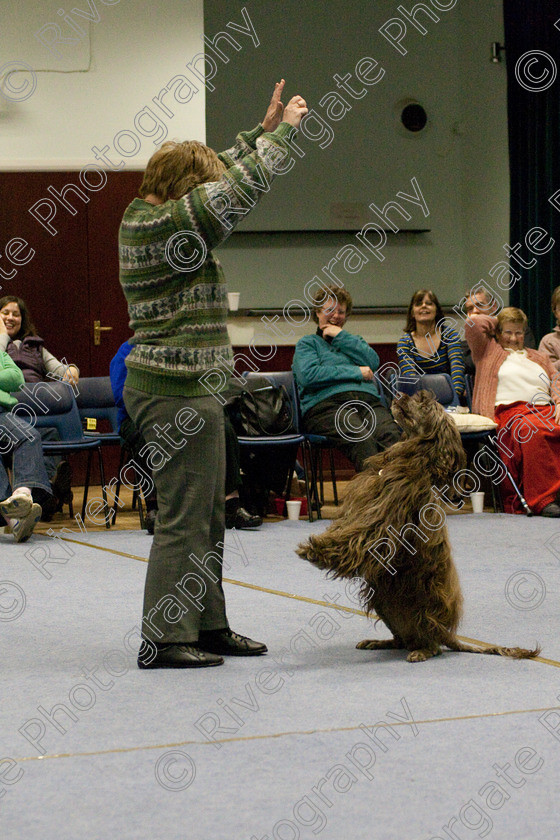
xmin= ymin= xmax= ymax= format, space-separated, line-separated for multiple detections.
xmin=466 ymin=307 xmax=560 ymax=516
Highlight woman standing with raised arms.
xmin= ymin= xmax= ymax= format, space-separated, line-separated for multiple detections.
xmin=120 ymin=81 xmax=308 ymax=669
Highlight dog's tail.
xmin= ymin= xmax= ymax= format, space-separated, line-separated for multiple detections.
xmin=445 ymin=637 xmax=541 ymax=659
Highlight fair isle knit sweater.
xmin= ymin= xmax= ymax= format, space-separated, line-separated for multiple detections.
xmin=465 ymin=314 xmax=559 ymax=418
xmin=119 ymin=122 xmax=296 ymax=397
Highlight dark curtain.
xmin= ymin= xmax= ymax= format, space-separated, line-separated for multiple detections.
xmin=503 ymin=1 xmax=560 ymax=342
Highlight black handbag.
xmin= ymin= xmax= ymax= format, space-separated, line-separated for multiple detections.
xmin=236 ymin=383 xmax=295 ymax=436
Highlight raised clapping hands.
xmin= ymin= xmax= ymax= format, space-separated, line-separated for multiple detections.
xmin=0 ymin=316 xmax=7 ymax=336
xmin=261 ymin=80 xmax=285 ymax=132
xmin=283 ymin=94 xmax=308 ymax=128
xmin=262 ymin=80 xmax=308 ymax=132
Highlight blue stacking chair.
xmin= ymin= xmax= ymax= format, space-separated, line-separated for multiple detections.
xmin=14 ymin=381 xmax=111 ymax=527
xmin=394 ymin=372 xmax=459 ymax=407
xmin=76 ymin=376 xmax=121 ymax=442
xmin=76 ymin=376 xmax=145 ymax=528
xmin=237 ymin=371 xmax=320 ymax=522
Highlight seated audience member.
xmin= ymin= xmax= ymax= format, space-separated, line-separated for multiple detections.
xmin=397 ymin=289 xmax=465 ymax=397
xmin=538 ymin=285 xmax=560 ymax=371
xmin=292 ymin=285 xmax=401 ymax=472
xmin=0 ymin=296 xmax=79 ymax=384
xmin=110 ymin=341 xmax=261 ymax=532
xmin=0 ymin=350 xmax=56 ymax=542
xmin=466 ymin=306 xmax=560 ymax=516
xmin=0 ymin=295 xmax=79 ymax=514
xmin=462 ymin=287 xmax=536 ymax=376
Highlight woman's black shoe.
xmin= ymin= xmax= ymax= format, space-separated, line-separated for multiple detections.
xmin=198 ymin=629 xmax=267 ymax=656
xmin=137 ymin=641 xmax=224 ymax=669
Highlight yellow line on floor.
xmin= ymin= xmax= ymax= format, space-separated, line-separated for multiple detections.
xmin=55 ymin=536 xmax=559 ymax=668
xmin=14 ymin=704 xmax=560 ymax=764
xmin=54 ymin=536 xmax=150 ymax=563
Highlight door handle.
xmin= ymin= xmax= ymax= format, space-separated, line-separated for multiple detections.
xmin=93 ymin=320 xmax=113 ymax=345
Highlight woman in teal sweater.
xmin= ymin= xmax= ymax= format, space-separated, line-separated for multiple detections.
xmin=0 ymin=352 xmax=54 ymax=542
xmin=292 ymin=285 xmax=401 ymax=471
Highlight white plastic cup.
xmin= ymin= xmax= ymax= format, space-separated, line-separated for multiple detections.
xmin=227 ymin=292 xmax=240 ymax=311
xmin=470 ymin=492 xmax=485 ymax=514
xmin=286 ymin=500 xmax=302 ymax=521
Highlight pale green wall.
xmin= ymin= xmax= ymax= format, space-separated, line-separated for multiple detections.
xmin=206 ymin=0 xmax=509 ymax=316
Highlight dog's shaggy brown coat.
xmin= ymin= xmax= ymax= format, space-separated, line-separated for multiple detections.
xmin=297 ymin=391 xmax=540 ymax=662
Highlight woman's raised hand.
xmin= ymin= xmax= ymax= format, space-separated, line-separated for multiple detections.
xmin=262 ymin=80 xmax=286 ymax=132
xmin=283 ymin=95 xmax=308 ymax=129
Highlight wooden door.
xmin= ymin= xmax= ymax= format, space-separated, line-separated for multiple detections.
xmin=87 ymin=171 xmax=143 ymax=375
xmin=0 ymin=170 xmax=143 ymax=376
xmin=0 ymin=172 xmax=91 ymax=372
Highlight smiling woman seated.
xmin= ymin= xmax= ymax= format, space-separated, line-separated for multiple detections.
xmin=466 ymin=306 xmax=560 ymax=517
xmin=292 ymin=284 xmax=401 ymax=472
xmin=0 ymin=295 xmax=80 ymax=517
xmin=397 ymin=288 xmax=465 ymax=399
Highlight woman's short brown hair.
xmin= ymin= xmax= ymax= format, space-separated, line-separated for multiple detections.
xmin=310 ymin=284 xmax=353 ymax=322
xmin=139 ymin=140 xmax=227 ymax=202
xmin=496 ymin=306 xmax=528 ymax=332
xmin=404 ymin=289 xmax=445 ymax=333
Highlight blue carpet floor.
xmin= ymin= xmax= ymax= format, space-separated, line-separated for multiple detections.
xmin=1 ymin=514 xmax=559 ymax=839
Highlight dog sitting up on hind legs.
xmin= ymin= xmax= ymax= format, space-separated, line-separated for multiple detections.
xmin=297 ymin=391 xmax=540 ymax=663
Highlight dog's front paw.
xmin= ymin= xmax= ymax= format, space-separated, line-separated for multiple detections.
xmin=407 ymin=647 xmax=441 ymax=662
xmin=356 ymin=638 xmax=399 ymax=650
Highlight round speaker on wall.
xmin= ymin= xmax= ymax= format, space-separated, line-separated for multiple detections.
xmin=394 ymin=98 xmax=429 ymax=137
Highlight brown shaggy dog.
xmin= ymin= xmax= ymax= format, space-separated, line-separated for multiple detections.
xmin=297 ymin=391 xmax=540 ymax=662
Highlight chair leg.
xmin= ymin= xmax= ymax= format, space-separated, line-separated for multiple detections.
xmin=311 ymin=443 xmax=322 ymax=521
xmin=137 ymin=486 xmax=145 ymax=530
xmin=318 ymin=449 xmax=325 ymax=505
xmin=96 ymin=447 xmax=110 ymax=529
xmin=111 ymin=446 xmax=127 ymax=525
xmin=328 ymin=448 xmax=338 ymax=506
xmin=282 ymin=451 xmax=299 ymax=503
xmin=302 ymin=441 xmax=321 ymax=522
xmin=81 ymin=451 xmax=93 ymax=521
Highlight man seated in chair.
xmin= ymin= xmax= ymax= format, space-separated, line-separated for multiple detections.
xmin=292 ymin=284 xmax=401 ymax=472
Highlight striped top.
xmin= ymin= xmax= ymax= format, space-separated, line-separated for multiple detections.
xmin=118 ymin=122 xmax=296 ymax=397
xmin=397 ymin=330 xmax=465 ymax=396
